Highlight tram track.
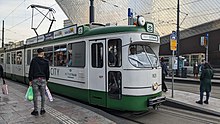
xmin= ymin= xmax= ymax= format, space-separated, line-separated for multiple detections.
xmin=104 ymin=106 xmax=220 ymax=124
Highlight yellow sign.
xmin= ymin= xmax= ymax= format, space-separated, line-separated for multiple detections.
xmin=170 ymin=39 xmax=177 ymax=51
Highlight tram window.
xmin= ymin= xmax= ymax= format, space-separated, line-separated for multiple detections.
xmin=108 ymin=71 xmax=122 ymax=100
xmin=91 ymin=43 xmax=103 ymax=68
xmin=33 ymin=49 xmax=38 ymax=58
xmin=128 ymin=44 xmax=158 ymax=68
xmin=43 ymin=46 xmax=53 ymax=66
xmin=16 ymin=51 xmax=22 ymax=65
xmin=27 ymin=50 xmax=31 ymax=65
xmin=69 ymin=42 xmax=85 ymax=67
xmin=54 ymin=44 xmax=67 ymax=66
xmin=0 ymin=54 xmax=4 ymax=64
xmin=108 ymin=39 xmax=122 ymax=67
xmin=67 ymin=44 xmax=72 ymax=66
xmin=6 ymin=53 xmax=10 ymax=64
xmin=11 ymin=52 xmax=16 ymax=64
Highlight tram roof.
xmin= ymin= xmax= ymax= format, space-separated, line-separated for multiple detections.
xmin=5 ymin=23 xmax=158 ymax=51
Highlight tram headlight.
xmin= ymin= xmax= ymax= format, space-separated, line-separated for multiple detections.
xmin=152 ymin=82 xmax=159 ymax=91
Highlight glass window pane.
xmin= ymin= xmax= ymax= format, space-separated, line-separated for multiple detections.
xmin=6 ymin=53 xmax=10 ymax=64
xmin=92 ymin=43 xmax=103 ymax=68
xmin=33 ymin=49 xmax=38 ymax=58
xmin=54 ymin=44 xmax=67 ymax=66
xmin=27 ymin=50 xmax=31 ymax=65
xmin=108 ymin=39 xmax=122 ymax=67
xmin=12 ymin=52 xmax=16 ymax=64
xmin=71 ymin=42 xmax=85 ymax=67
xmin=16 ymin=51 xmax=22 ymax=65
xmin=0 ymin=54 xmax=4 ymax=64
xmin=128 ymin=44 xmax=158 ymax=68
xmin=44 ymin=46 xmax=53 ymax=66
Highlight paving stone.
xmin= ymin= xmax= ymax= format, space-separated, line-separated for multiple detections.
xmin=0 ymin=80 xmax=115 ymax=124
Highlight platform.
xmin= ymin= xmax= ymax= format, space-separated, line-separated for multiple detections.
xmin=163 ymin=75 xmax=220 ymax=117
xmin=0 ymin=80 xmax=115 ymax=124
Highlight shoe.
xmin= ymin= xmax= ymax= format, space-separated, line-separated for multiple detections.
xmin=40 ymin=109 xmax=46 ymax=115
xmin=163 ymin=89 xmax=168 ymax=92
xmin=204 ymin=101 xmax=209 ymax=104
xmin=31 ymin=110 xmax=39 ymax=116
xmin=196 ymin=100 xmax=203 ymax=104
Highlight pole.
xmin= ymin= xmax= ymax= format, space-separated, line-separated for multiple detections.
xmin=2 ymin=20 xmax=4 ymax=48
xmin=206 ymin=34 xmax=209 ymax=62
xmin=176 ymin=0 xmax=180 ymax=76
xmin=172 ymin=51 xmax=174 ymax=98
xmin=89 ymin=0 xmax=94 ymax=23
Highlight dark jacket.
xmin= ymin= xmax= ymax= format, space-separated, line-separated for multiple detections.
xmin=0 ymin=64 xmax=3 ymax=78
xmin=161 ymin=62 xmax=168 ymax=76
xmin=200 ymin=68 xmax=213 ymax=92
xmin=28 ymin=57 xmax=50 ymax=81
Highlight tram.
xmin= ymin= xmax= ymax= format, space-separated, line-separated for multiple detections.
xmin=0 ymin=19 xmax=165 ymax=111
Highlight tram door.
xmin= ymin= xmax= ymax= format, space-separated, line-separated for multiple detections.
xmin=89 ymin=40 xmax=106 ymax=107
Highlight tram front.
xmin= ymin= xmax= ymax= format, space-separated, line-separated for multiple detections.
xmin=122 ymin=32 xmax=166 ymax=111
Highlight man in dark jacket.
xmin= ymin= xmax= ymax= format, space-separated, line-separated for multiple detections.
xmin=29 ymin=48 xmax=50 ymax=116
xmin=161 ymin=57 xmax=168 ymax=92
xmin=0 ymin=64 xmax=5 ymax=84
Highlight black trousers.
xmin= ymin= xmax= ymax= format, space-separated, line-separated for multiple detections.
xmin=162 ymin=74 xmax=167 ymax=91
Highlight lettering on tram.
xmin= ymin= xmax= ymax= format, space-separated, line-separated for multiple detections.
xmin=65 ymin=69 xmax=77 ymax=79
xmin=50 ymin=68 xmax=60 ymax=76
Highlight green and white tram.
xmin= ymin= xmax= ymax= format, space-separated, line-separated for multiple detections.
xmin=1 ymin=21 xmax=165 ymax=111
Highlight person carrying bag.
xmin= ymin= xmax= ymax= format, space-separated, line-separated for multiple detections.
xmin=0 ymin=65 xmax=8 ymax=95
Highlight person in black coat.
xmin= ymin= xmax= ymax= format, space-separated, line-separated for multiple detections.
xmin=29 ymin=48 xmax=50 ymax=116
xmin=196 ymin=62 xmax=213 ymax=104
xmin=160 ymin=57 xmax=168 ymax=92
xmin=0 ymin=64 xmax=5 ymax=84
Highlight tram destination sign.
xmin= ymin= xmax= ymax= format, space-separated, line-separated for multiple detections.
xmin=26 ymin=35 xmax=45 ymax=45
xmin=141 ymin=34 xmax=158 ymax=41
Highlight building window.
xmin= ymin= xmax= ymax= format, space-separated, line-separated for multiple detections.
xmin=91 ymin=43 xmax=103 ymax=68
xmin=108 ymin=39 xmax=122 ymax=67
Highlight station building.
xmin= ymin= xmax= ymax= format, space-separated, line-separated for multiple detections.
xmin=160 ymin=19 xmax=220 ymax=68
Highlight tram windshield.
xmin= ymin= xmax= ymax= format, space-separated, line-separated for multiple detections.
xmin=128 ymin=44 xmax=158 ymax=68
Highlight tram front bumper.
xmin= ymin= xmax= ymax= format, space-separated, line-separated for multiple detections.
xmin=148 ymin=96 xmax=166 ymax=107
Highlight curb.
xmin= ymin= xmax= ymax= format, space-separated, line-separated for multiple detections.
xmin=162 ymin=98 xmax=220 ymax=117
xmin=165 ymin=78 xmax=220 ymax=87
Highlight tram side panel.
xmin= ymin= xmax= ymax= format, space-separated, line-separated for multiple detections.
xmin=5 ymin=52 xmax=12 ymax=79
xmin=12 ymin=50 xmax=24 ymax=82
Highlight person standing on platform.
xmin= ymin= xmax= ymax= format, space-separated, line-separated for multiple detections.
xmin=196 ymin=62 xmax=213 ymax=104
xmin=193 ymin=62 xmax=199 ymax=78
xmin=0 ymin=64 xmax=4 ymax=79
xmin=29 ymin=48 xmax=50 ymax=116
xmin=160 ymin=57 xmax=168 ymax=92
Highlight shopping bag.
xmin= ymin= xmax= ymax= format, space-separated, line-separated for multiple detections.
xmin=2 ymin=84 xmax=8 ymax=95
xmin=45 ymin=86 xmax=53 ymax=102
xmin=25 ymin=86 xmax=33 ymax=101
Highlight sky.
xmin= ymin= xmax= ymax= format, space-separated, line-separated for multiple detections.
xmin=0 ymin=0 xmax=67 ymax=46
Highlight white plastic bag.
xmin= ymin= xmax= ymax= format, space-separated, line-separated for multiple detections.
xmin=2 ymin=84 xmax=8 ymax=95
xmin=45 ymin=86 xmax=53 ymax=101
